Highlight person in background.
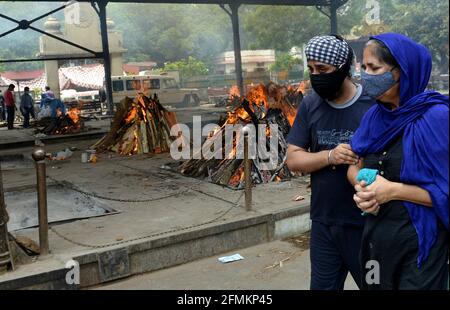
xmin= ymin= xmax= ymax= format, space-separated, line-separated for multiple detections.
xmin=286 ymin=35 xmax=374 ymax=290
xmin=0 ymin=90 xmax=5 ymax=121
xmin=3 ymin=84 xmax=16 ymax=130
xmin=20 ymin=87 xmax=35 ymax=128
xmin=40 ymin=92 xmax=66 ymax=118
xmin=44 ymin=86 xmax=55 ymax=99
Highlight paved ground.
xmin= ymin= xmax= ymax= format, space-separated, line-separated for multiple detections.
xmin=2 ymin=137 xmax=310 ymax=254
xmin=92 ymin=236 xmax=358 ymax=290
xmin=0 ymin=132 xmax=311 ymax=286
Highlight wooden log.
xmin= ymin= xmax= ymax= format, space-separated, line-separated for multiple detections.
xmin=141 ymin=122 xmax=149 ymax=154
xmin=94 ymin=97 xmax=133 ymax=152
xmin=117 ymin=125 xmax=136 ymax=155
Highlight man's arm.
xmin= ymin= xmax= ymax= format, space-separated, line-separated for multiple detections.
xmin=287 ymin=143 xmax=360 ymax=174
xmin=286 ymin=145 xmax=329 ymax=174
xmin=20 ymin=95 xmax=25 ymax=108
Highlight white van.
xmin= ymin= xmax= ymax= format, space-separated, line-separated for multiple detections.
xmin=111 ymin=74 xmax=200 ymax=107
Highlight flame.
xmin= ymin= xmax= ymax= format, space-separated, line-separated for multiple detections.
xmin=229 ymin=85 xmax=240 ymax=99
xmin=52 ymin=107 xmax=84 ymax=135
xmin=281 ymin=106 xmax=297 ymax=127
xmin=125 ymin=107 xmax=137 ymax=123
xmin=224 ymin=84 xmax=269 ymax=126
xmin=229 ymin=165 xmax=245 ymax=186
xmin=297 ymin=81 xmax=306 ymax=94
xmin=67 ymin=107 xmax=81 ymax=124
xmin=246 ymin=84 xmax=269 ymax=116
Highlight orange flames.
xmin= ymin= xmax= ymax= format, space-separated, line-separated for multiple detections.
xmin=229 ymin=85 xmax=241 ymax=99
xmin=53 ymin=107 xmax=83 ymax=135
xmin=228 ymin=165 xmax=245 ymax=187
xmin=276 ymin=104 xmax=296 ymax=127
xmin=67 ymin=107 xmax=81 ymax=124
xmin=246 ymin=84 xmax=269 ymax=117
xmin=297 ymin=81 xmax=306 ymax=94
xmin=224 ymin=84 xmax=270 ymax=125
xmin=222 ymin=83 xmax=298 ymax=186
xmin=124 ymin=107 xmax=137 ymax=124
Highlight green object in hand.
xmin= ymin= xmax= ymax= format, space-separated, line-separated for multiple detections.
xmin=356 ymin=168 xmax=379 ymax=216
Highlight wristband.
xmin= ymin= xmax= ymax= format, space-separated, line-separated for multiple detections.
xmin=327 ymin=149 xmax=334 ymax=165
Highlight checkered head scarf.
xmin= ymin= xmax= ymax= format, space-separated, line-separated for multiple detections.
xmin=305 ymin=35 xmax=351 ymax=67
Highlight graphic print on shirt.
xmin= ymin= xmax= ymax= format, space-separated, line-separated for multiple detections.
xmin=316 ymin=129 xmax=354 ymax=148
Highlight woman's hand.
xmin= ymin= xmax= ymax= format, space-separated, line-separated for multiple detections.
xmin=354 ymin=181 xmax=380 ymax=214
xmin=353 ymin=176 xmax=396 ymax=214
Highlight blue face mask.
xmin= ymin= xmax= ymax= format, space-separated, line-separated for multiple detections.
xmin=361 ymin=68 xmax=398 ymax=99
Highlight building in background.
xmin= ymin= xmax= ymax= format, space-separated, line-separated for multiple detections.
xmin=123 ymin=62 xmax=157 ymax=75
xmin=213 ymin=50 xmax=275 ymax=74
xmin=38 ymin=3 xmax=126 ymax=98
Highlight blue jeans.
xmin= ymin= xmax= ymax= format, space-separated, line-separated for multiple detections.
xmin=310 ymin=220 xmax=363 ymax=290
xmin=22 ymin=106 xmax=35 ymax=128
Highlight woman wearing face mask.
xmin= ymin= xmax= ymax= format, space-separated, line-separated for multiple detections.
xmin=348 ymin=33 xmax=449 ymax=290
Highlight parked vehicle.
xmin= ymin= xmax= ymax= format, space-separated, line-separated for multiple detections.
xmin=110 ymin=74 xmax=200 ymax=107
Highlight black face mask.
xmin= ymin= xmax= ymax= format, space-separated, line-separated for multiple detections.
xmin=309 ymin=64 xmax=349 ymax=101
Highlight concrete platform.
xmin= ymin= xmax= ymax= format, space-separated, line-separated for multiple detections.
xmin=0 ymin=138 xmax=311 ymax=289
xmin=0 ymin=120 xmax=110 ymax=150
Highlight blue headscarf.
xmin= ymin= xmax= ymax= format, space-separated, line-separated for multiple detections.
xmin=351 ymin=33 xmax=449 ymax=268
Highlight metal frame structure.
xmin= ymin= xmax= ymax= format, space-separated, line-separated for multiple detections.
xmin=0 ymin=0 xmax=348 ymax=114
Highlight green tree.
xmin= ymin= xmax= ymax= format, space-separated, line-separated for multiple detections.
xmin=269 ymin=53 xmax=301 ymax=72
xmin=108 ymin=3 xmax=231 ymax=64
xmin=163 ymin=56 xmax=209 ymax=79
xmin=241 ymin=6 xmax=329 ymax=51
xmin=391 ymin=0 xmax=449 ymax=73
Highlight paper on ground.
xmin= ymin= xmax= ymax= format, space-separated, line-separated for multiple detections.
xmin=218 ymin=254 xmax=244 ymax=263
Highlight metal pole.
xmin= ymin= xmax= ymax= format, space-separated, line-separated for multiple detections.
xmin=230 ymin=3 xmax=244 ymax=95
xmin=97 ymin=0 xmax=114 ymax=116
xmin=330 ymin=0 xmax=338 ymax=34
xmin=32 ymin=147 xmax=49 ymax=256
xmin=0 ymin=163 xmax=13 ymax=273
xmin=243 ymin=128 xmax=252 ymax=211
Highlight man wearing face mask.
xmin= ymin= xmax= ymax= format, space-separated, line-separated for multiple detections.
xmin=286 ymin=35 xmax=374 ymax=290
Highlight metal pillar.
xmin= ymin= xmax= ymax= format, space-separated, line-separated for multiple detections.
xmin=32 ymin=148 xmax=49 ymax=256
xmin=97 ymin=0 xmax=114 ymax=116
xmin=0 ymin=164 xmax=13 ymax=274
xmin=230 ymin=4 xmax=244 ymax=95
xmin=243 ymin=127 xmax=252 ymax=211
xmin=316 ymin=0 xmax=346 ymax=35
xmin=330 ymin=0 xmax=338 ymax=34
xmin=221 ymin=4 xmax=244 ymax=95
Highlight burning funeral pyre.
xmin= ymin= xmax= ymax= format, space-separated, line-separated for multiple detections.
xmin=37 ymin=107 xmax=85 ymax=135
xmin=92 ymin=94 xmax=178 ymax=155
xmin=178 ymin=82 xmax=302 ymax=189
